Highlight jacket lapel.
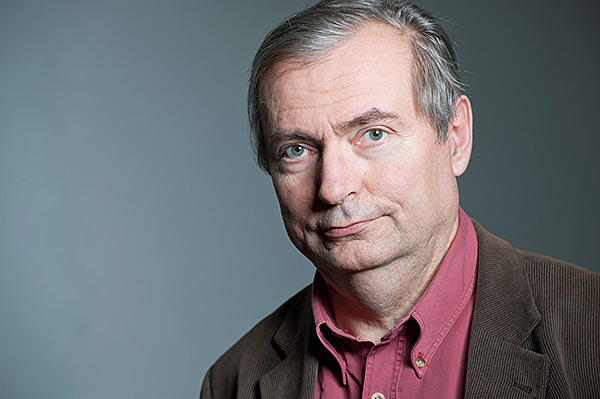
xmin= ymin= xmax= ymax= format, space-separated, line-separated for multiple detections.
xmin=258 ymin=338 xmax=319 ymax=399
xmin=259 ymin=287 xmax=319 ymax=399
xmin=465 ymin=222 xmax=549 ymax=398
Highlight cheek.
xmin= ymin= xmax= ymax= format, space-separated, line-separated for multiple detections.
xmin=364 ymin=149 xmax=443 ymax=209
xmin=365 ymin=156 xmax=415 ymax=198
xmin=273 ymin=176 xmax=314 ymax=220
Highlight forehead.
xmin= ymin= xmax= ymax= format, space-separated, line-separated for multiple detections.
xmin=261 ymin=23 xmax=416 ymax=131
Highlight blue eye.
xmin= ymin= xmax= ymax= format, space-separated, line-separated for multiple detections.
xmin=364 ymin=129 xmax=387 ymax=142
xmin=285 ymin=145 xmax=306 ymax=158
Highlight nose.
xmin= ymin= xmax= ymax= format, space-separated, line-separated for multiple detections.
xmin=317 ymin=146 xmax=361 ymax=205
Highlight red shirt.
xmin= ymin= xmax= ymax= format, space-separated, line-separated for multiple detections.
xmin=312 ymin=208 xmax=478 ymax=399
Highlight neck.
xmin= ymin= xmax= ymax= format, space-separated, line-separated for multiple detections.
xmin=319 ymin=214 xmax=459 ymax=343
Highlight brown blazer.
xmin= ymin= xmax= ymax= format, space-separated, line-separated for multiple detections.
xmin=201 ymin=221 xmax=600 ymax=398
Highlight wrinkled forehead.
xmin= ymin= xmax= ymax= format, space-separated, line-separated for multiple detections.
xmin=259 ymin=59 xmax=315 ymax=122
xmin=258 ymin=25 xmax=415 ymax=130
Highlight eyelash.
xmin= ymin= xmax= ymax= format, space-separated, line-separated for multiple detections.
xmin=276 ymin=127 xmax=389 ymax=162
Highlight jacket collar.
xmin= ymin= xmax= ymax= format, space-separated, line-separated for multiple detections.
xmin=259 ymin=287 xmax=319 ymax=399
xmin=465 ymin=221 xmax=549 ymax=398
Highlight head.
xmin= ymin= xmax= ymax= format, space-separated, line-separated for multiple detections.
xmin=249 ymin=0 xmax=466 ymax=173
xmin=248 ymin=0 xmax=473 ymax=276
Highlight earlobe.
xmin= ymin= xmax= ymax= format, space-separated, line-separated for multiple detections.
xmin=449 ymin=95 xmax=473 ymax=177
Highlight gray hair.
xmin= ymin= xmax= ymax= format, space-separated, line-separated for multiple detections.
xmin=248 ymin=0 xmax=466 ymax=173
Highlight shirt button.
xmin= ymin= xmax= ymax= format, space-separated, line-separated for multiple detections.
xmin=371 ymin=393 xmax=385 ymax=399
xmin=415 ymin=357 xmax=426 ymax=368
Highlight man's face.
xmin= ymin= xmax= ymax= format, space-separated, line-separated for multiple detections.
xmin=262 ymin=23 xmax=470 ymax=275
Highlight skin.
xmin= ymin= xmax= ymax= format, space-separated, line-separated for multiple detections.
xmin=262 ymin=23 xmax=473 ymax=342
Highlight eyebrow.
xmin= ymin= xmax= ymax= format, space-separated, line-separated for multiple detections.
xmin=268 ymin=129 xmax=317 ymax=146
xmin=266 ymin=129 xmax=319 ymax=160
xmin=336 ymin=108 xmax=400 ymax=132
xmin=267 ymin=107 xmax=402 ymax=150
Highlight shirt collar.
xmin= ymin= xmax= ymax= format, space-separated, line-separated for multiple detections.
xmin=312 ymin=272 xmax=353 ymax=384
xmin=407 ymin=207 xmax=478 ymax=377
xmin=311 ymin=207 xmax=478 ymax=382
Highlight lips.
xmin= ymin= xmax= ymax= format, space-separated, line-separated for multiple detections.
xmin=320 ymin=219 xmax=374 ymax=238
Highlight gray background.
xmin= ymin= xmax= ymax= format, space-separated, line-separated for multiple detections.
xmin=1 ymin=0 xmax=598 ymax=398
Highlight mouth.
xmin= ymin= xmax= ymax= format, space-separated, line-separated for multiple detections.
xmin=319 ymin=219 xmax=374 ymax=239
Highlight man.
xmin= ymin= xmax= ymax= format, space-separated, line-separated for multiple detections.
xmin=202 ymin=0 xmax=599 ymax=398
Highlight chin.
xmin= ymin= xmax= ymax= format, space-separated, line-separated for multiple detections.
xmin=310 ymin=242 xmax=405 ymax=275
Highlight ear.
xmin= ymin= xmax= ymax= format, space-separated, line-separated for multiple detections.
xmin=448 ymin=95 xmax=473 ymax=177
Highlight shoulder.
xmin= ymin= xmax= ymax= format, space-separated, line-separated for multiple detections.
xmin=517 ymin=247 xmax=598 ymax=287
xmin=202 ymin=285 xmax=313 ymax=399
xmin=516 ymin=248 xmax=599 ymax=325
xmin=473 ymin=219 xmax=598 ymax=293
xmin=474 ymin=219 xmax=599 ymax=315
